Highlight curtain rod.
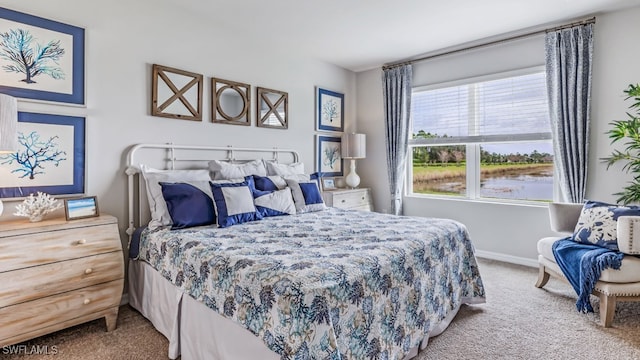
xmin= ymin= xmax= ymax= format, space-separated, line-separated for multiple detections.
xmin=382 ymin=16 xmax=596 ymax=70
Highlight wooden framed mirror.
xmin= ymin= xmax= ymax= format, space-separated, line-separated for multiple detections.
xmin=211 ymin=78 xmax=250 ymax=126
xmin=152 ymin=64 xmax=203 ymax=121
xmin=256 ymin=87 xmax=288 ymax=129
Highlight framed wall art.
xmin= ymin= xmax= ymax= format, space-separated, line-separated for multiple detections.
xmin=316 ymin=134 xmax=343 ymax=177
xmin=0 ymin=112 xmax=85 ymax=199
xmin=256 ymin=86 xmax=288 ymax=129
xmin=64 ymin=195 xmax=99 ymax=220
xmin=212 ymin=77 xmax=251 ymax=126
xmin=321 ymin=177 xmax=336 ymax=191
xmin=152 ymin=64 xmax=203 ymax=121
xmin=0 ymin=7 xmax=85 ymax=105
xmin=316 ymin=87 xmax=344 ymax=132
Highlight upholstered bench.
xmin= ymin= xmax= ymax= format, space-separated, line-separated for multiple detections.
xmin=535 ymin=202 xmax=640 ymax=327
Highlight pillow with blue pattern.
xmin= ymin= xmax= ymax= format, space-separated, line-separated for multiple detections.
xmin=285 ymin=178 xmax=325 ymax=213
xmin=160 ymin=182 xmax=215 ymax=229
xmin=210 ymin=180 xmax=262 ymax=228
xmin=254 ymin=188 xmax=296 ymax=217
xmin=573 ymin=200 xmax=640 ymax=251
xmin=252 ymin=174 xmax=287 ymax=191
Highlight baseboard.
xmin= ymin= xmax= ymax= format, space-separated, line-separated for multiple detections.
xmin=120 ymin=293 xmax=129 ymax=306
xmin=474 ymin=250 xmax=538 ymax=268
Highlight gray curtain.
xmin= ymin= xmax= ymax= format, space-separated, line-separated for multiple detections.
xmin=545 ymin=23 xmax=593 ymax=203
xmin=382 ymin=64 xmax=412 ymax=215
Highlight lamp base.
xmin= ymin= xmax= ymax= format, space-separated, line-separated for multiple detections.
xmin=344 ymin=159 xmax=360 ymax=188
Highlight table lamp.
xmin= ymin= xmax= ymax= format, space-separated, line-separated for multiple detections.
xmin=342 ymin=133 xmax=366 ymax=188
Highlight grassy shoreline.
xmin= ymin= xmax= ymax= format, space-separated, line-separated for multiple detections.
xmin=413 ymin=163 xmax=553 ymax=182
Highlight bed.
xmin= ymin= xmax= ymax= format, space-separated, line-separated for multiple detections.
xmin=125 ymin=143 xmax=485 ymax=360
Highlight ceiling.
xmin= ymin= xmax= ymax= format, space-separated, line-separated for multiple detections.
xmin=171 ymin=0 xmax=640 ymax=72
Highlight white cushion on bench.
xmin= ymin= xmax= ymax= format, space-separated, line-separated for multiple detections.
xmin=537 ymin=237 xmax=640 ymax=283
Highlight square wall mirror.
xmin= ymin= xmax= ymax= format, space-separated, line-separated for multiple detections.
xmin=256 ymin=87 xmax=288 ymax=129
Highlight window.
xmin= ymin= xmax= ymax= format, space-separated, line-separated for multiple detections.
xmin=409 ymin=68 xmax=553 ymax=202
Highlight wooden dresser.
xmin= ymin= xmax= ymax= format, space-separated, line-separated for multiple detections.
xmin=323 ymin=188 xmax=373 ymax=212
xmin=0 ymin=215 xmax=124 ymax=347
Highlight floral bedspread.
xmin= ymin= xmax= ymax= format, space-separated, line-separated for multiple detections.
xmin=137 ymin=208 xmax=485 ymax=360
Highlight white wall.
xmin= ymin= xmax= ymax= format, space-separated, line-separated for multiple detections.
xmin=356 ymin=6 xmax=640 ymax=265
xmin=0 ymin=1 xmax=356 ymax=248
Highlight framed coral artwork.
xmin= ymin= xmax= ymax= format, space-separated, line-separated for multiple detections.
xmin=316 ymin=135 xmax=343 ymax=177
xmin=0 ymin=7 xmax=85 ymax=105
xmin=316 ymin=87 xmax=344 ymax=132
xmin=0 ymin=112 xmax=85 ymax=199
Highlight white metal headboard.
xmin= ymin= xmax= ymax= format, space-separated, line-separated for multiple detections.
xmin=124 ymin=143 xmax=300 ymax=239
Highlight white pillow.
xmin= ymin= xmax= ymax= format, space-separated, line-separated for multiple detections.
xmin=265 ymin=161 xmax=305 ymax=176
xmin=209 ymin=159 xmax=267 ymax=180
xmin=140 ymin=165 xmax=211 ymax=230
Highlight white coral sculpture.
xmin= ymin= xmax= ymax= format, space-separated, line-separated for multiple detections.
xmin=14 ymin=192 xmax=63 ymax=222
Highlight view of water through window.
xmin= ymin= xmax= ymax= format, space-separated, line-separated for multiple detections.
xmin=410 ymin=70 xmax=553 ymax=202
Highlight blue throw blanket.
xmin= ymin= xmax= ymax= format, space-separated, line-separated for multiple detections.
xmin=552 ymin=238 xmax=624 ymax=313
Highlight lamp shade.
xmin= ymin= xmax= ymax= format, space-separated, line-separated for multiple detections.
xmin=342 ymin=133 xmax=366 ymax=159
xmin=0 ymin=94 xmax=18 ymax=153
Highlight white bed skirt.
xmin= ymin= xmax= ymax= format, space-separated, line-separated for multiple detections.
xmin=128 ymin=259 xmax=467 ymax=360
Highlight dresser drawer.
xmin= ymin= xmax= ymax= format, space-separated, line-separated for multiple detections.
xmin=0 ymin=223 xmax=121 ymax=273
xmin=0 ymin=279 xmax=123 ymax=341
xmin=332 ymin=189 xmax=371 ymax=209
xmin=0 ymin=252 xmax=124 ymax=308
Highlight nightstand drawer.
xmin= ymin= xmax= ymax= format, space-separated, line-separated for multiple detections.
xmin=0 ymin=251 xmax=124 ymax=307
xmin=332 ymin=189 xmax=371 ymax=209
xmin=0 ymin=224 xmax=121 ymax=273
xmin=0 ymin=279 xmax=124 ymax=341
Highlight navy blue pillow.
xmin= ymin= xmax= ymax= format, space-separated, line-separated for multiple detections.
xmin=160 ymin=182 xmax=215 ymax=229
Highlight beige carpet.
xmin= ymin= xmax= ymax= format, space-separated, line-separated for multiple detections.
xmin=3 ymin=258 xmax=640 ymax=360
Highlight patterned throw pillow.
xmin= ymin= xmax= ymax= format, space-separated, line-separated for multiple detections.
xmin=573 ymin=200 xmax=640 ymax=251
xmin=285 ymin=178 xmax=325 ymax=213
xmin=254 ymin=188 xmax=297 ymax=217
xmin=210 ymin=180 xmax=262 ymax=228
xmin=252 ymin=174 xmax=287 ymax=191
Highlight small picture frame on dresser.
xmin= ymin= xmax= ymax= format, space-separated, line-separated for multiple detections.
xmin=64 ymin=196 xmax=99 ymax=220
xmin=321 ymin=177 xmax=337 ymax=191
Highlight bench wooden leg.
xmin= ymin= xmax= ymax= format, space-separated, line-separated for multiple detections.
xmin=599 ymin=293 xmax=616 ymax=327
xmin=535 ymin=265 xmax=550 ymax=288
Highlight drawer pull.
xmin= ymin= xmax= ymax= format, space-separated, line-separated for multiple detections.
xmin=341 ymin=200 xmax=346 ymax=203
xmin=76 ymin=239 xmax=87 ymax=245
xmin=83 ymin=298 xmax=91 ymax=305
xmin=84 ymin=268 xmax=93 ymax=275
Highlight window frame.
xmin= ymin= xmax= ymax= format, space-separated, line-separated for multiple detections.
xmin=406 ymin=66 xmax=555 ymax=205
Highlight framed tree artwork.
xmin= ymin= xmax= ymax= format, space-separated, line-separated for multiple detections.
xmin=0 ymin=7 xmax=85 ymax=105
xmin=316 ymin=87 xmax=344 ymax=132
xmin=316 ymin=135 xmax=343 ymax=177
xmin=0 ymin=112 xmax=85 ymax=199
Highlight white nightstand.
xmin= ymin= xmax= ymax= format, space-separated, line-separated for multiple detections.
xmin=323 ymin=188 xmax=372 ymax=212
